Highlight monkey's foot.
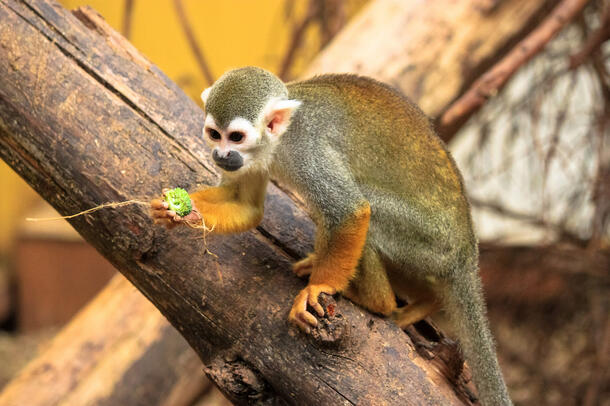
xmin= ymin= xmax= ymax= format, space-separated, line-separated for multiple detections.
xmin=292 ymin=253 xmax=316 ymax=277
xmin=288 ymin=283 xmax=336 ymax=333
xmin=391 ymin=300 xmax=440 ymax=329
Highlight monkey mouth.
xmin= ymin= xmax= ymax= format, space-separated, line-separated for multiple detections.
xmin=215 ymin=161 xmax=242 ymax=172
xmin=212 ymin=150 xmax=244 ymax=171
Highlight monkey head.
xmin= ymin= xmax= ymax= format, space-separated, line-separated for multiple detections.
xmin=200 ymin=67 xmax=300 ymax=174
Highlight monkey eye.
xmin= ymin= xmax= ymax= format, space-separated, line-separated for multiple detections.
xmin=228 ymin=132 xmax=245 ymax=143
xmin=207 ymin=128 xmax=221 ymax=141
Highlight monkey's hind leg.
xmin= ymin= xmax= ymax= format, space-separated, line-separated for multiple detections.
xmin=344 ymin=245 xmax=397 ymax=316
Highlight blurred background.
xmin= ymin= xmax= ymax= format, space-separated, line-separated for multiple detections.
xmin=0 ymin=0 xmax=607 ymax=405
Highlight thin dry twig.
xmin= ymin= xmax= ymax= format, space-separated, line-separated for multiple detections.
xmin=569 ymin=1 xmax=610 ymax=69
xmin=318 ymin=0 xmax=347 ymax=48
xmin=469 ymin=196 xmax=582 ymax=242
xmin=541 ymin=72 xmax=578 ymax=222
xmin=278 ymin=0 xmax=319 ymax=80
xmin=438 ymin=0 xmax=592 ymax=139
xmin=278 ymin=0 xmax=347 ymax=81
xmin=172 ymin=0 xmax=215 ymax=86
xmin=120 ymin=0 xmax=134 ymax=39
xmin=588 ymin=82 xmax=610 ymax=249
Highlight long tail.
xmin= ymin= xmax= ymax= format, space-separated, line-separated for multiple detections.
xmin=441 ymin=268 xmax=512 ymax=406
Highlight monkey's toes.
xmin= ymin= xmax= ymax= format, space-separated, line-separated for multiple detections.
xmin=288 ymin=283 xmax=338 ymax=334
xmin=292 ymin=253 xmax=316 ymax=277
xmin=288 ymin=288 xmax=318 ymax=333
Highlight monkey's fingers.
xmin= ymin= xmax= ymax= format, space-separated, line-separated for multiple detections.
xmin=150 ymin=199 xmax=169 ymax=210
xmin=288 ymin=283 xmax=337 ymax=333
xmin=181 ymin=207 xmax=202 ymax=223
xmin=153 ymin=218 xmax=178 ymax=229
xmin=151 ymin=208 xmax=172 ymax=219
xmin=293 ymin=313 xmax=318 ymax=334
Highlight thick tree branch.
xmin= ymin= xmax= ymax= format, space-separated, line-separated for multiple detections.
xmin=0 ymin=275 xmax=210 ymax=406
xmin=0 ymin=0 xmax=472 ymax=404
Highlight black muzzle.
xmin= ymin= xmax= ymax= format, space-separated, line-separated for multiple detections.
xmin=213 ymin=150 xmax=243 ymax=171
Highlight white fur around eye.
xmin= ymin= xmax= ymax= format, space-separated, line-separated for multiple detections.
xmin=203 ymin=113 xmax=220 ymax=142
xmin=204 ymin=113 xmax=218 ymax=130
xmin=227 ymin=117 xmax=259 ymax=146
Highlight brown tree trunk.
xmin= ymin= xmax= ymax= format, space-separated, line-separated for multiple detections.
xmin=0 ymin=275 xmax=211 ymax=406
xmin=0 ymin=0 xmax=474 ymax=404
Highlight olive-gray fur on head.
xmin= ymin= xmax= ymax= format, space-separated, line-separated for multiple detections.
xmin=202 ymin=67 xmax=289 ymax=128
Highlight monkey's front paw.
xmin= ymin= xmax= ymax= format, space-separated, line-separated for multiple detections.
xmin=151 ymin=188 xmax=200 ymax=228
xmin=288 ymin=284 xmax=336 ymax=333
xmin=292 ymin=253 xmax=316 ymax=277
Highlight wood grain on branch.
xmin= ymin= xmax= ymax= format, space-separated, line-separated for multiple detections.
xmin=2 ymin=0 xmax=587 ymax=402
xmin=0 ymin=0 xmax=473 ymax=404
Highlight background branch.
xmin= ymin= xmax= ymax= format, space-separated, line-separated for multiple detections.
xmin=173 ymin=0 xmax=215 ymax=86
xmin=120 ymin=0 xmax=134 ymax=39
xmin=437 ymin=0 xmax=591 ymax=140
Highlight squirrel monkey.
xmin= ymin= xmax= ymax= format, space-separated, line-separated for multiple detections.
xmin=151 ymin=67 xmax=511 ymax=405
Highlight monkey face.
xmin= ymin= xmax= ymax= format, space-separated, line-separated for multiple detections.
xmin=203 ymin=114 xmax=269 ymax=173
xmin=200 ymin=69 xmax=301 ymax=174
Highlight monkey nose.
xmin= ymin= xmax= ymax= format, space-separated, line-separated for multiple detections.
xmin=213 ymin=149 xmax=236 ymax=161
xmin=212 ymin=149 xmax=243 ymax=171
xmin=214 ymin=149 xmax=230 ymax=159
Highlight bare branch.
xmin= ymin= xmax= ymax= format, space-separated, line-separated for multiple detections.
xmin=277 ymin=0 xmax=318 ymax=81
xmin=120 ymin=0 xmax=134 ymax=39
xmin=569 ymin=1 xmax=610 ymax=69
xmin=438 ymin=0 xmax=591 ymax=139
xmin=172 ymin=0 xmax=214 ymax=86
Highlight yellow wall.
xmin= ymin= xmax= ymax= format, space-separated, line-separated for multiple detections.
xmin=0 ymin=0 xmax=366 ymax=254
xmin=61 ymin=0 xmax=316 ymax=99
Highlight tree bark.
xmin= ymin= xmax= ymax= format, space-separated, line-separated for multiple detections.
xmin=304 ymin=0 xmax=562 ymax=142
xmin=0 ymin=0 xmax=474 ymax=404
xmin=0 ymin=275 xmax=211 ymax=406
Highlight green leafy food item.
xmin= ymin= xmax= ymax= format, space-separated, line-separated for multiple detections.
xmin=164 ymin=187 xmax=192 ymax=217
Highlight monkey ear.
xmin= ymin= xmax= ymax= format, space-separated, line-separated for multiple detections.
xmin=264 ymin=99 xmax=301 ymax=136
xmin=201 ymin=87 xmax=212 ymax=105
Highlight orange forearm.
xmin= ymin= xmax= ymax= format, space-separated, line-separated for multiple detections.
xmin=191 ymin=188 xmax=263 ymax=234
xmin=190 ymin=186 xmax=236 ymax=204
